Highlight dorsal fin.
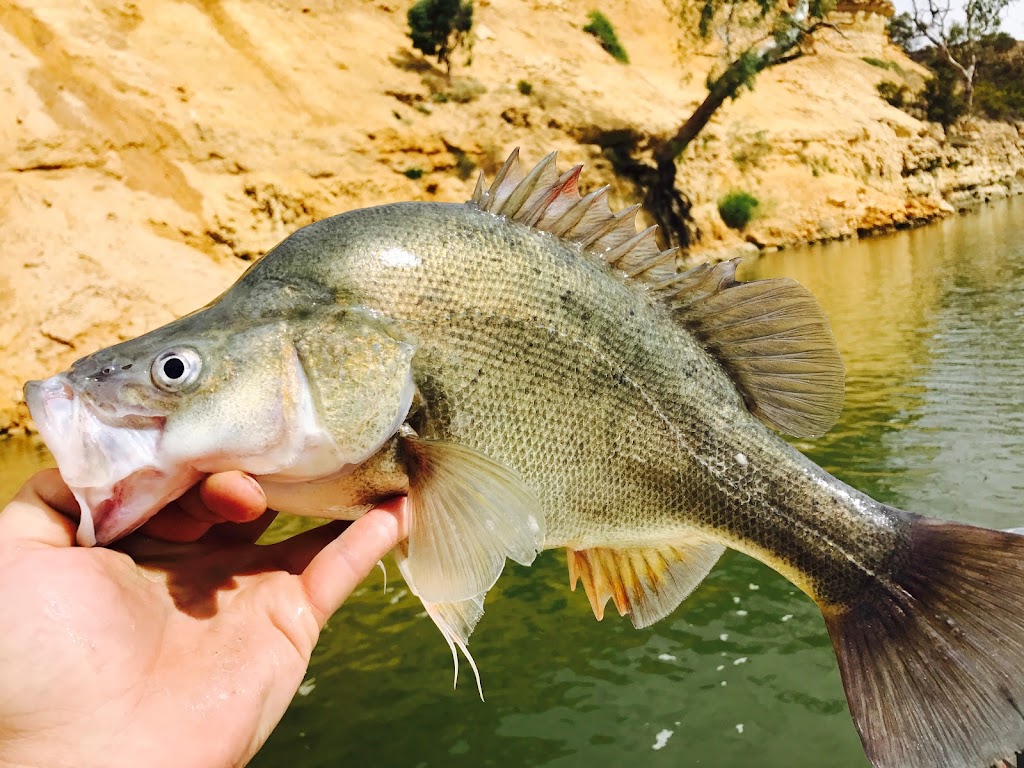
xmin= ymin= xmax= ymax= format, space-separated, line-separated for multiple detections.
xmin=470 ymin=149 xmax=677 ymax=282
xmin=469 ymin=150 xmax=845 ymax=438
xmin=661 ymin=260 xmax=844 ymax=437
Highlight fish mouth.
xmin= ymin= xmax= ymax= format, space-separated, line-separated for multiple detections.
xmin=25 ymin=376 xmax=202 ymax=546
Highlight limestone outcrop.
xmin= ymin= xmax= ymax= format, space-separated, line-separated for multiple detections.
xmin=1 ymin=0 xmax=1021 ymax=433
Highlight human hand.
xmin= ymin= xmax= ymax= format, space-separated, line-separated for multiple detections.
xmin=0 ymin=469 xmax=407 ymax=768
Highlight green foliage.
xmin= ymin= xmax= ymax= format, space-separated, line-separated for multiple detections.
xmin=972 ymin=34 xmax=1024 ymax=119
xmin=862 ymin=56 xmax=902 ymax=73
xmin=718 ymin=191 xmax=760 ymax=230
xmin=583 ymin=11 xmax=629 ymax=63
xmin=797 ymin=150 xmax=835 ymax=177
xmin=898 ymin=0 xmax=1018 ymax=113
xmin=906 ymin=38 xmax=1024 ymax=123
xmin=974 ymin=78 xmax=1024 ymax=120
xmin=887 ymin=12 xmax=917 ymax=52
xmin=407 ymin=0 xmax=473 ymax=73
xmin=403 ymin=167 xmax=425 ymax=180
xmin=876 ymin=80 xmax=911 ymax=108
xmin=453 ymin=150 xmax=477 ymax=180
xmin=709 ymin=48 xmax=767 ymax=96
xmin=989 ymin=31 xmax=1017 ymax=53
xmin=698 ymin=0 xmax=833 ymax=39
xmin=921 ymin=64 xmax=968 ymax=125
xmin=517 ymin=79 xmax=533 ymax=95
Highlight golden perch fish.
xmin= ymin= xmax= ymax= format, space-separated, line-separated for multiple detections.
xmin=26 ymin=150 xmax=1024 ymax=768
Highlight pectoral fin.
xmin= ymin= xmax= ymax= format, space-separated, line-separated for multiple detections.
xmin=567 ymin=535 xmax=725 ymax=628
xmin=396 ymin=544 xmax=487 ymax=698
xmin=399 ymin=436 xmax=545 ymax=604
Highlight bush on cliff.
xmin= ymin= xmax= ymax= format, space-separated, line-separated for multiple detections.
xmin=718 ymin=191 xmax=759 ymax=230
xmin=407 ymin=0 xmax=473 ymax=74
xmin=583 ymin=11 xmax=629 ymax=64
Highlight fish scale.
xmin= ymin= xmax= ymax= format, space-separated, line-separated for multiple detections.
xmin=305 ymin=203 xmax=896 ymax=582
xmin=25 ymin=150 xmax=1024 ymax=768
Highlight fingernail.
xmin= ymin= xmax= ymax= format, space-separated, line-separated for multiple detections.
xmin=243 ymin=474 xmax=266 ymax=502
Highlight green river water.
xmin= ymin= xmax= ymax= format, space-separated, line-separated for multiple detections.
xmin=2 ymin=196 xmax=1024 ymax=767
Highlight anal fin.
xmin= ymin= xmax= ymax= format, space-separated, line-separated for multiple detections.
xmin=567 ymin=535 xmax=725 ymax=629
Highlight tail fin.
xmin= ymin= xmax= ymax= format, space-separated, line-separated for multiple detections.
xmin=824 ymin=516 xmax=1024 ymax=768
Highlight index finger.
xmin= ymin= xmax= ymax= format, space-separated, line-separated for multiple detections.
xmin=300 ymin=498 xmax=408 ymax=628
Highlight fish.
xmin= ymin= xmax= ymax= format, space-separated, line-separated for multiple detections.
xmin=24 ymin=149 xmax=1024 ymax=768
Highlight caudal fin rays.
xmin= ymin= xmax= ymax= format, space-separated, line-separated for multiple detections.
xmin=823 ymin=517 xmax=1024 ymax=768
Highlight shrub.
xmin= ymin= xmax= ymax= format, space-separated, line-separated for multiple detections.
xmin=517 ymin=79 xmax=533 ymax=95
xmin=407 ymin=0 xmax=473 ymax=73
xmin=718 ymin=191 xmax=759 ymax=230
xmin=920 ymin=67 xmax=967 ymax=126
xmin=453 ymin=150 xmax=476 ymax=180
xmin=975 ymin=80 xmax=1024 ymax=120
xmin=887 ymin=12 xmax=916 ymax=52
xmin=403 ymin=167 xmax=424 ymax=180
xmin=876 ymin=80 xmax=910 ymax=108
xmin=730 ymin=129 xmax=771 ymax=171
xmin=862 ymin=56 xmax=901 ymax=73
xmin=583 ymin=11 xmax=629 ymax=64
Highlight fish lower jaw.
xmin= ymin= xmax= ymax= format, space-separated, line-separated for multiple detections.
xmin=73 ymin=468 xmax=204 ymax=547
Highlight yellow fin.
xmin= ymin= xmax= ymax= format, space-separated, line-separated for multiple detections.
xmin=567 ymin=535 xmax=725 ymax=629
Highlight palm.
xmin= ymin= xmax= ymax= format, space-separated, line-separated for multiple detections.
xmin=0 ymin=471 xmax=405 ymax=768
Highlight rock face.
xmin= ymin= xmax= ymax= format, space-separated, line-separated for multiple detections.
xmin=828 ymin=0 xmax=895 ymax=58
xmin=1 ymin=0 xmax=1023 ymax=433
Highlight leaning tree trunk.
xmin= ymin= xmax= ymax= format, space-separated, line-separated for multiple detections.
xmin=644 ymin=53 xmax=762 ymax=248
xmin=643 ymin=31 xmax=813 ymax=248
xmin=642 ymin=158 xmax=696 ymax=250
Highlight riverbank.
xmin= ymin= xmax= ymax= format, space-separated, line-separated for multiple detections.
xmin=2 ymin=0 xmax=1023 ymax=434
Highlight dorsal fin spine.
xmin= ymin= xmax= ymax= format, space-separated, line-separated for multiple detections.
xmin=554 ymin=187 xmax=611 ymax=238
xmin=605 ymin=225 xmax=658 ymax=268
xmin=580 ymin=204 xmax=641 ymax=249
xmin=471 ymin=172 xmax=486 ymax=206
xmin=627 ymin=246 xmax=678 ymax=279
xmin=466 ymin=149 xmax=845 ymax=439
xmin=485 ymin=148 xmax=522 ymax=211
xmin=498 ymin=151 xmax=558 ymax=218
xmin=523 ymin=165 xmax=583 ymax=227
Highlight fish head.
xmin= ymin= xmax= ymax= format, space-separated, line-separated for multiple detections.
xmin=26 ymin=305 xmax=417 ymax=547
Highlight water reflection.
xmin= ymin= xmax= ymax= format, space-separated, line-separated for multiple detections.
xmin=1 ymin=196 xmax=1022 ymax=768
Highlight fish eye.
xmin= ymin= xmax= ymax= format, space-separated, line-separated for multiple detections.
xmin=151 ymin=347 xmax=202 ymax=393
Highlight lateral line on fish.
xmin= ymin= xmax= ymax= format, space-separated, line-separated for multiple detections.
xmin=402 ymin=309 xmax=880 ymax=588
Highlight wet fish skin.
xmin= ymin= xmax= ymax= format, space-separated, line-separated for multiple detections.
xmin=252 ymin=201 xmax=901 ymax=605
xmin=25 ymin=152 xmax=1024 ymax=768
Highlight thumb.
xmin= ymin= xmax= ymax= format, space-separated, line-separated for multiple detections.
xmin=299 ymin=499 xmax=408 ymax=628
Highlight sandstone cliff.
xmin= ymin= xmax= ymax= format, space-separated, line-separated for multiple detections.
xmin=2 ymin=0 xmax=1022 ymax=433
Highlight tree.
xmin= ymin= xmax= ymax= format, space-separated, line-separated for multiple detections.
xmin=407 ymin=0 xmax=473 ymax=74
xmin=887 ymin=12 xmax=918 ymax=50
xmin=614 ymin=0 xmax=837 ymax=248
xmin=905 ymin=0 xmax=1019 ymax=112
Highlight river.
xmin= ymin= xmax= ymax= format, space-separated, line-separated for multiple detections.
xmin=2 ymin=195 xmax=1024 ymax=767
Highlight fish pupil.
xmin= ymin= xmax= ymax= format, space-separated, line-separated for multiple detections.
xmin=163 ymin=357 xmax=186 ymax=380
